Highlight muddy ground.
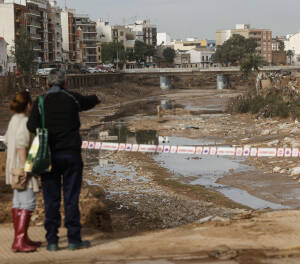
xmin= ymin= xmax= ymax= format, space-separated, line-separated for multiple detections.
xmin=2 ymin=84 xmax=300 ymax=262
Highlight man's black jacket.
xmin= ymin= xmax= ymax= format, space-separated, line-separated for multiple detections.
xmin=27 ymin=86 xmax=99 ymax=154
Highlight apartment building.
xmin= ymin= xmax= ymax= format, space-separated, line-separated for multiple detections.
xmin=111 ymin=25 xmax=135 ymax=51
xmin=216 ymin=24 xmax=272 ymax=64
xmin=0 ymin=0 xmax=50 ymax=64
xmin=73 ymin=13 xmax=97 ymax=66
xmin=47 ymin=0 xmax=62 ymax=63
xmin=26 ymin=0 xmax=49 ymax=63
xmin=127 ymin=20 xmax=157 ymax=47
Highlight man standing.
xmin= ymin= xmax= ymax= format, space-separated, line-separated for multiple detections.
xmin=27 ymin=70 xmax=100 ymax=251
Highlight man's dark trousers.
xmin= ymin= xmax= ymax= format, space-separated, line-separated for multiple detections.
xmin=41 ymin=152 xmax=83 ymax=244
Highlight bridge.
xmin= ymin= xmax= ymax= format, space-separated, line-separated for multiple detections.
xmin=122 ymin=66 xmax=300 ymax=75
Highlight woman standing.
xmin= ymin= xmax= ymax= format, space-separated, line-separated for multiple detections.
xmin=4 ymin=91 xmax=41 ymax=252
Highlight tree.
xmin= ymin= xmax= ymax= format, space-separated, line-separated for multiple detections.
xmin=286 ymin=50 xmax=294 ymax=65
xmin=14 ymin=26 xmax=35 ymax=74
xmin=213 ymin=34 xmax=267 ymax=78
xmin=134 ymin=40 xmax=155 ymax=65
xmin=212 ymin=35 xmax=258 ymax=66
xmin=163 ymin=47 xmax=176 ymax=64
xmin=278 ymin=40 xmax=285 ymax=51
xmin=101 ymin=42 xmax=126 ymax=65
xmin=240 ymin=54 xmax=267 ymax=77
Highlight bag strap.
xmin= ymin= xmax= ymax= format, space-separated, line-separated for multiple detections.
xmin=38 ymin=96 xmax=45 ymax=129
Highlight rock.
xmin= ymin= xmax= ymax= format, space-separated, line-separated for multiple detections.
xmin=290 ymin=167 xmax=300 ymax=176
xmin=198 ymin=215 xmax=213 ymax=224
xmin=290 ymin=128 xmax=300 ymax=134
xmin=284 ymin=137 xmax=295 ymax=143
xmin=261 ymin=129 xmax=270 ymax=136
xmin=273 ymin=167 xmax=281 ymax=173
xmin=267 ymin=140 xmax=280 ymax=147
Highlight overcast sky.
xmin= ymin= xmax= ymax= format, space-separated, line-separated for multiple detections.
xmin=57 ymin=0 xmax=300 ymax=40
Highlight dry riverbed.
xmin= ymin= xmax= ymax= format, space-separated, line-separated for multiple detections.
xmin=3 ymin=87 xmax=300 ymax=262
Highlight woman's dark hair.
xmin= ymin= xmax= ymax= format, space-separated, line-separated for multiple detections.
xmin=9 ymin=90 xmax=32 ymax=113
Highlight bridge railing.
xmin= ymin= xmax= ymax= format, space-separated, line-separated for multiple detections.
xmin=122 ymin=66 xmax=300 ymax=74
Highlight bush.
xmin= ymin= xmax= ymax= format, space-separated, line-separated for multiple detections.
xmin=227 ymin=91 xmax=291 ymax=118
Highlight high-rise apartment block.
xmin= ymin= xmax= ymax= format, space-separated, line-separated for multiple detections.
xmin=47 ymin=0 xmax=62 ymax=63
xmin=216 ymin=24 xmax=272 ymax=64
xmin=61 ymin=8 xmax=97 ymax=66
xmin=0 ymin=0 xmax=49 ymax=64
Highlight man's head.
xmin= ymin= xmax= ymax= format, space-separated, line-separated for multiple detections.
xmin=48 ymin=69 xmax=66 ymax=88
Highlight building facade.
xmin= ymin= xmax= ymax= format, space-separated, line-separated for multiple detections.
xmin=61 ymin=9 xmax=97 ymax=66
xmin=157 ymin=32 xmax=172 ymax=46
xmin=186 ymin=48 xmax=215 ymax=68
xmin=47 ymin=0 xmax=62 ymax=63
xmin=174 ymin=39 xmax=207 ymax=51
xmin=111 ymin=25 xmax=135 ymax=51
xmin=0 ymin=37 xmax=8 ymax=75
xmin=216 ymin=24 xmax=272 ymax=64
xmin=60 ymin=8 xmax=76 ymax=63
xmin=174 ymin=51 xmax=190 ymax=68
xmin=74 ymin=13 xmax=97 ymax=66
xmin=96 ymin=18 xmax=112 ymax=43
xmin=0 ymin=0 xmax=50 ymax=65
xmin=285 ymin=33 xmax=300 ymax=65
xmin=127 ymin=20 xmax=157 ymax=46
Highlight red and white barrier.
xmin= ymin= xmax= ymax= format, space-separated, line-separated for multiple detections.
xmin=1 ymin=135 xmax=298 ymax=158
xmin=81 ymin=141 xmax=300 ymax=158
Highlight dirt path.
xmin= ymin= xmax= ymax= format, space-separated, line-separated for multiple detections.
xmin=2 ymin=210 xmax=300 ymax=263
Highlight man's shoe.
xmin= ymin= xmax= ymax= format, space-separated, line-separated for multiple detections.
xmin=46 ymin=243 xmax=59 ymax=251
xmin=68 ymin=240 xmax=91 ymax=250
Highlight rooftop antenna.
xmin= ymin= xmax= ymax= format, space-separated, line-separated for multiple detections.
xmin=65 ymin=0 xmax=67 ymax=8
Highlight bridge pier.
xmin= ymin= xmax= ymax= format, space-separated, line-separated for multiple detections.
xmin=160 ymin=76 xmax=172 ymax=90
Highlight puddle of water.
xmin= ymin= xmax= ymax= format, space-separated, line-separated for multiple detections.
xmin=154 ymin=136 xmax=288 ymax=210
xmin=185 ymin=103 xmax=222 ymax=112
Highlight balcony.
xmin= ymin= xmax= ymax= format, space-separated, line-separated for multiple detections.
xmin=28 ymin=22 xmax=41 ymax=28
xmin=27 ymin=10 xmax=41 ymax=17
xmin=30 ymin=34 xmax=42 ymax=40
xmin=33 ymin=46 xmax=42 ymax=51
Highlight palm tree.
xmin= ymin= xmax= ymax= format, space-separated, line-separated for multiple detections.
xmin=286 ymin=50 xmax=294 ymax=65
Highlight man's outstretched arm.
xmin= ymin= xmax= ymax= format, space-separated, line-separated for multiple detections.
xmin=73 ymin=93 xmax=101 ymax=111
